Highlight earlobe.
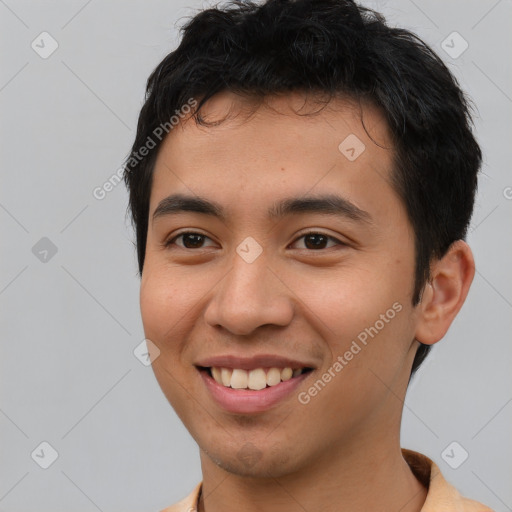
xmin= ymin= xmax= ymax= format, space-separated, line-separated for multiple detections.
xmin=414 ymin=240 xmax=475 ymax=345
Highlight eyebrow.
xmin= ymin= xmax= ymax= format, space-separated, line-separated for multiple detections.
xmin=151 ymin=193 xmax=373 ymax=226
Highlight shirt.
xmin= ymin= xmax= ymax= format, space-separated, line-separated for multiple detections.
xmin=160 ymin=449 xmax=494 ymax=512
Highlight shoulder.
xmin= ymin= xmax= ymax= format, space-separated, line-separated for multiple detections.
xmin=402 ymin=449 xmax=494 ymax=512
xmin=427 ymin=462 xmax=494 ymax=512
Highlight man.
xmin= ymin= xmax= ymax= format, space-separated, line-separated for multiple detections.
xmin=123 ymin=0 xmax=493 ymax=510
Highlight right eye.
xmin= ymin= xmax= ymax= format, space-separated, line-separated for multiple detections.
xmin=164 ymin=232 xmax=217 ymax=250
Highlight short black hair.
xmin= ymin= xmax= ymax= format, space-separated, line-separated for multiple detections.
xmin=123 ymin=0 xmax=481 ymax=378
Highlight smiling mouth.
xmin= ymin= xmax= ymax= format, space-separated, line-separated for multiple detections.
xmin=197 ymin=366 xmax=314 ymax=391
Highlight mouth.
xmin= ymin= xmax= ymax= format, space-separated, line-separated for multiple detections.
xmin=198 ymin=366 xmax=314 ymax=390
xmin=196 ymin=365 xmax=314 ymax=414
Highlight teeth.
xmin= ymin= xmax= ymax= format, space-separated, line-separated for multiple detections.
xmin=211 ymin=367 xmax=222 ymax=383
xmin=230 ymin=369 xmax=248 ymax=389
xmin=266 ymin=367 xmax=281 ymax=386
xmin=247 ymin=368 xmax=267 ymax=390
xmin=209 ymin=366 xmax=306 ymax=390
xmin=221 ymin=368 xmax=232 ymax=386
xmin=281 ymin=367 xmax=293 ymax=381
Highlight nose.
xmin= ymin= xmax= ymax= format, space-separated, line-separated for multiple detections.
xmin=203 ymin=251 xmax=294 ymax=336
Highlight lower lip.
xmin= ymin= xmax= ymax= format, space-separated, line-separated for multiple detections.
xmin=199 ymin=369 xmax=312 ymax=414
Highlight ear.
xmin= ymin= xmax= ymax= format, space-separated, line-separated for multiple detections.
xmin=414 ymin=240 xmax=475 ymax=345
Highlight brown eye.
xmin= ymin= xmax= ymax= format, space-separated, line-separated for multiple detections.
xmin=291 ymin=232 xmax=345 ymax=250
xmin=165 ymin=232 xmax=216 ymax=249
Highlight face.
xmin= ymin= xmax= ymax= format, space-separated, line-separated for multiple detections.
xmin=140 ymin=91 xmax=421 ymax=478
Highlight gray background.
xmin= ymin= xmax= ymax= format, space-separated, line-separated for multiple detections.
xmin=1 ymin=0 xmax=511 ymax=511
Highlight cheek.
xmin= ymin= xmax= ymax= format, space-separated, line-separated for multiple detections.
xmin=291 ymin=261 xmax=404 ymax=335
xmin=140 ymin=274 xmax=170 ymax=345
xmin=139 ymin=266 xmax=207 ymax=421
xmin=139 ymin=260 xmax=202 ymax=345
xmin=139 ymin=268 xmax=193 ymax=385
xmin=289 ymin=257 xmax=414 ymax=380
xmin=295 ymin=306 xmax=413 ymax=441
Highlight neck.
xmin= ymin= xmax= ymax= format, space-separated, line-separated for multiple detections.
xmin=197 ymin=438 xmax=427 ymax=512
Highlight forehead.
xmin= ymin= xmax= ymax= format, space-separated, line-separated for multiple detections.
xmin=162 ymin=90 xmax=392 ymax=156
xmin=149 ymin=91 xmax=397 ymax=222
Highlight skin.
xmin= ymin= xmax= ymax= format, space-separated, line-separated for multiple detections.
xmin=140 ymin=91 xmax=475 ymax=512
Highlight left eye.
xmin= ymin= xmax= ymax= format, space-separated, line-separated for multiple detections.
xmin=290 ymin=232 xmax=344 ymax=250
xmin=164 ymin=231 xmax=344 ymax=250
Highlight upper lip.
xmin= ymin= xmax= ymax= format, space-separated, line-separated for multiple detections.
xmin=195 ymin=354 xmax=316 ymax=371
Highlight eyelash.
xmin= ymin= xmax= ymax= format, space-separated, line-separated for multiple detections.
xmin=163 ymin=231 xmax=346 ymax=251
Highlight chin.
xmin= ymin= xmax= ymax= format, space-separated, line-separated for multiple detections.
xmin=202 ymin=441 xmax=298 ymax=478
